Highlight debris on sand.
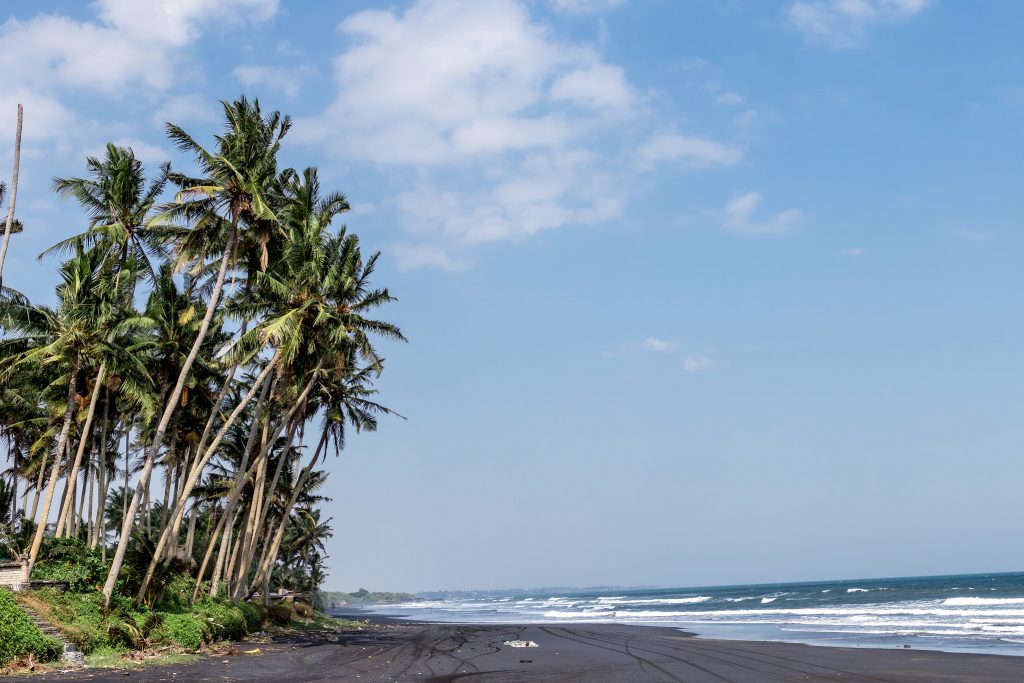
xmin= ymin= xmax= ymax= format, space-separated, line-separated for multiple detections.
xmin=503 ymin=640 xmax=539 ymax=648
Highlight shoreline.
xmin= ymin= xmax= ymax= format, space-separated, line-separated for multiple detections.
xmin=10 ymin=609 xmax=1024 ymax=682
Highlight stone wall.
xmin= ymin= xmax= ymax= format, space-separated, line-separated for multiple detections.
xmin=0 ymin=561 xmax=28 ymax=590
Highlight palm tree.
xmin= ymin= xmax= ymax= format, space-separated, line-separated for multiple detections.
xmin=104 ymin=97 xmax=292 ymax=605
xmin=45 ymin=143 xmax=172 ymax=275
xmin=0 ymin=246 xmax=108 ymax=571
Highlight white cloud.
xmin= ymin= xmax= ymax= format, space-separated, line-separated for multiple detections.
xmin=0 ymin=1 xmax=279 ymax=94
xmin=294 ymin=0 xmax=734 ymax=269
xmin=716 ymin=92 xmax=744 ymax=106
xmin=0 ymin=90 xmax=74 ymax=142
xmin=721 ymin=192 xmax=802 ymax=236
xmin=549 ymin=63 xmax=634 ymax=114
xmin=637 ymin=131 xmax=743 ymax=169
xmin=643 ymin=337 xmax=677 ymax=352
xmin=234 ymin=65 xmax=315 ymax=98
xmin=550 ymin=0 xmax=628 ymax=14
xmin=840 ymin=246 xmax=866 ymax=256
xmin=683 ymin=355 xmax=715 ymax=374
xmin=296 ymin=0 xmax=630 ymax=165
xmin=787 ymin=0 xmax=932 ymax=50
xmin=392 ymin=243 xmax=469 ymax=271
xmin=150 ymin=94 xmax=219 ymax=128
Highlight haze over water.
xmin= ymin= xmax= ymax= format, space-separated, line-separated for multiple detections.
xmin=360 ymin=572 xmax=1024 ymax=656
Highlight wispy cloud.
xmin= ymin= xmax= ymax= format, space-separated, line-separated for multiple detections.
xmin=550 ymin=0 xmax=628 ymax=15
xmin=721 ymin=192 xmax=802 ymax=236
xmin=636 ymin=131 xmax=743 ymax=169
xmin=234 ymin=65 xmax=315 ymax=98
xmin=682 ymin=355 xmax=716 ymax=374
xmin=391 ymin=243 xmax=470 ymax=272
xmin=643 ymin=337 xmax=677 ymax=352
xmin=787 ymin=0 xmax=932 ymax=50
xmin=839 ymin=246 xmax=866 ymax=257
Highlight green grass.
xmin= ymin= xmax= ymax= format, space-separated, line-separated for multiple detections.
xmin=85 ymin=646 xmax=200 ymax=670
xmin=0 ymin=587 xmax=62 ymax=666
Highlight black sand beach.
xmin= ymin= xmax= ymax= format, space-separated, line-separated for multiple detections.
xmin=12 ymin=618 xmax=1024 ymax=682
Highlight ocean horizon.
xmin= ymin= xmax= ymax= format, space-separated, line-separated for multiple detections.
xmin=357 ymin=571 xmax=1024 ymax=656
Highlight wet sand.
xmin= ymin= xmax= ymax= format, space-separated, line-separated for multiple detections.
xmin=12 ymin=619 xmax=1024 ymax=682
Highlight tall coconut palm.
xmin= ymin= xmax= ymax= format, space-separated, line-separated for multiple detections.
xmin=45 ymin=144 xmax=172 ymax=276
xmin=104 ymin=97 xmax=291 ymax=605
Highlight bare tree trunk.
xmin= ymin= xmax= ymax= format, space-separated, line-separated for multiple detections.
xmin=0 ymin=103 xmax=23 ymax=292
xmin=57 ymin=363 xmax=106 ymax=536
xmin=104 ymin=226 xmax=238 ymax=606
xmin=28 ymin=353 xmax=79 ymax=572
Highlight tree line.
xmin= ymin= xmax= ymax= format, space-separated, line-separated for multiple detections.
xmin=0 ymin=97 xmax=403 ymax=608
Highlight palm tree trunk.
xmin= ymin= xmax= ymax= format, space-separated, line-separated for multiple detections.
xmin=56 ymin=363 xmax=106 ymax=536
xmin=122 ymin=428 xmax=129 ymax=524
xmin=103 ymin=225 xmax=238 ymax=606
xmin=28 ymin=352 xmax=79 ymax=572
xmin=86 ymin=467 xmax=93 ymax=540
xmin=252 ymin=428 xmax=328 ymax=594
xmin=30 ymin=450 xmax=45 ymax=520
xmin=136 ymin=351 xmax=280 ymax=604
xmin=211 ymin=371 xmax=319 ymax=601
xmin=10 ymin=440 xmax=18 ymax=522
xmin=92 ymin=404 xmax=109 ymax=549
xmin=0 ymin=103 xmax=23 ymax=293
xmin=237 ymin=414 xmax=302 ymax=597
xmin=209 ymin=508 xmax=237 ymax=598
xmin=75 ymin=467 xmax=88 ymax=538
xmin=192 ymin=505 xmax=226 ymax=603
xmin=183 ymin=503 xmax=197 ymax=562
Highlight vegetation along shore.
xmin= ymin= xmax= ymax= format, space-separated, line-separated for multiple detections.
xmin=0 ymin=96 xmax=403 ymax=672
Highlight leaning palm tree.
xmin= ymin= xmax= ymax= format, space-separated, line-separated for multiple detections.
xmin=104 ymin=97 xmax=291 ymax=605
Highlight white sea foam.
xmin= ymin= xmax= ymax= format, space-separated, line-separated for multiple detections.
xmin=943 ymin=597 xmax=1024 ymax=607
xmin=847 ymin=588 xmax=869 ymax=593
xmin=597 ymin=596 xmax=711 ymax=606
xmin=761 ymin=597 xmax=777 ymax=604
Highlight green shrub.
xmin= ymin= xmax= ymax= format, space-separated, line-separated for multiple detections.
xmin=0 ymin=588 xmax=62 ymax=665
xmin=159 ymin=574 xmax=195 ymax=610
xmin=160 ymin=612 xmax=207 ymax=650
xmin=238 ymin=601 xmax=261 ymax=631
xmin=31 ymin=538 xmax=107 ymax=592
xmin=193 ymin=599 xmax=246 ymax=641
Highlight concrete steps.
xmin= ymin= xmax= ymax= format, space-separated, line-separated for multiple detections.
xmin=16 ymin=599 xmax=84 ymax=665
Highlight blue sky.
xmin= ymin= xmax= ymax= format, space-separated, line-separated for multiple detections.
xmin=2 ymin=0 xmax=1024 ymax=592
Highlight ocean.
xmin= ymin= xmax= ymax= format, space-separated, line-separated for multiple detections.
xmin=358 ymin=572 xmax=1024 ymax=656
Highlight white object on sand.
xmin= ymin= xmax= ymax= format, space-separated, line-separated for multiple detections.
xmin=503 ymin=640 xmax=539 ymax=648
